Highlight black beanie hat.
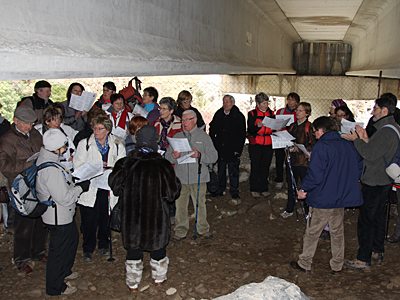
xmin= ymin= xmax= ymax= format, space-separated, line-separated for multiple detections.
xmin=136 ymin=125 xmax=158 ymax=151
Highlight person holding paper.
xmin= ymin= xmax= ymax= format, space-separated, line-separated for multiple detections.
xmin=166 ymin=110 xmax=217 ymax=242
xmin=280 ymin=102 xmax=316 ymax=219
xmin=73 ymin=115 xmax=126 ymax=262
xmin=152 ymin=97 xmax=182 ymax=152
xmin=274 ymin=92 xmax=299 ymax=190
xmin=290 ymin=116 xmax=363 ymax=275
xmin=174 ymin=90 xmax=205 ymax=130
xmin=36 ymin=128 xmax=90 ymax=296
xmin=335 ymin=105 xmax=355 ymax=122
xmin=106 ymin=93 xmax=133 ymax=136
xmin=73 ymin=107 xmax=107 ymax=147
xmin=139 ymin=86 xmax=160 ymax=124
xmin=34 ymin=105 xmax=77 ymax=171
xmin=61 ymin=82 xmax=87 ymax=131
xmin=94 ymin=81 xmax=117 ymax=110
xmin=109 ymin=125 xmax=181 ymax=292
xmin=247 ymin=92 xmax=275 ymax=198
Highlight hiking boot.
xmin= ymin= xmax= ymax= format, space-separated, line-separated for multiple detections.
xmin=65 ymin=272 xmax=80 ymax=281
xmin=97 ymin=248 xmax=110 ymax=256
xmin=251 ymin=191 xmax=260 ymax=198
xmin=279 ymin=211 xmax=293 ymax=219
xmin=62 ymin=282 xmax=77 ymax=295
xmin=371 ymin=252 xmax=384 ymax=262
xmin=345 ymin=259 xmax=371 ymax=269
xmin=387 ymin=235 xmax=400 ymax=243
xmin=261 ymin=191 xmax=271 ymax=197
xmin=83 ymin=252 xmax=92 ymax=262
xmin=290 ymin=261 xmax=311 ymax=274
xmin=275 ymin=182 xmax=284 ymax=190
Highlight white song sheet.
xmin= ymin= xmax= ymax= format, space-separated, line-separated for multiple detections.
xmin=262 ymin=117 xmax=291 ymax=130
xmin=272 ymin=130 xmax=295 ymax=141
xmin=113 ymin=126 xmax=127 ymax=139
xmin=69 ymin=91 xmax=97 ymax=112
xmin=271 ymin=135 xmax=294 ymax=149
xmin=72 ymin=161 xmax=103 ymax=182
xmin=132 ymin=105 xmax=148 ymax=118
xmin=166 ymin=137 xmax=192 ymax=152
xmin=341 ymin=119 xmax=364 ymax=134
xmin=91 ymin=169 xmax=112 ymax=190
xmin=177 ymin=151 xmax=196 ymax=164
xmin=275 ymin=114 xmax=295 ymax=126
xmin=294 ymin=143 xmax=310 ymax=156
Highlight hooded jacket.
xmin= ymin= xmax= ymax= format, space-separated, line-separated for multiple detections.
xmin=36 ymin=147 xmax=82 ymax=225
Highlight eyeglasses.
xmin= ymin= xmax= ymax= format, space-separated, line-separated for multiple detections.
xmin=372 ymin=106 xmax=381 ymax=111
xmin=93 ymin=126 xmax=106 ymax=132
xmin=295 ymin=109 xmax=305 ymax=112
xmin=182 ymin=100 xmax=191 ymax=104
xmin=143 ymin=93 xmax=150 ymax=97
xmin=182 ymin=117 xmax=195 ymax=122
xmin=336 ymin=114 xmax=346 ymax=118
xmin=158 ymin=107 xmax=169 ymax=111
xmin=103 ymin=89 xmax=114 ymax=93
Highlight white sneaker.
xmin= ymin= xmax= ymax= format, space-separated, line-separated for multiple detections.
xmin=279 ymin=211 xmax=293 ymax=219
xmin=275 ymin=182 xmax=284 ymax=190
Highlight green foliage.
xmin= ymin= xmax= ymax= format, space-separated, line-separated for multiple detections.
xmin=0 ymin=81 xmax=32 ymax=122
xmin=50 ymin=83 xmax=68 ymax=103
xmin=194 ymin=89 xmax=207 ymax=109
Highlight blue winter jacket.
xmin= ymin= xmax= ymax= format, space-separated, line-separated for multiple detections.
xmin=300 ymin=131 xmax=363 ymax=209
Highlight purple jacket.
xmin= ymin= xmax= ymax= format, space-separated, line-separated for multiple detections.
xmin=140 ymin=102 xmax=160 ymax=125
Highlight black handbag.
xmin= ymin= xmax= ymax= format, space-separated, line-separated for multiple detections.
xmin=109 ymin=158 xmax=142 ymax=232
xmin=207 ymin=164 xmax=219 ymax=193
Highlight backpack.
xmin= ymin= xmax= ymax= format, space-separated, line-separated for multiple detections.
xmin=9 ymin=159 xmax=62 ymax=218
xmin=381 ymin=124 xmax=400 ymax=183
xmin=119 ymin=77 xmax=143 ymax=112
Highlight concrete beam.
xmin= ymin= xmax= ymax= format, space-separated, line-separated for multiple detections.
xmin=0 ymin=0 xmax=295 ymax=80
xmin=345 ymin=0 xmax=400 ymax=78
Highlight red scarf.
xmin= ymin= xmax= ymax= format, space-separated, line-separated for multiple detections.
xmin=112 ymin=108 xmax=128 ymax=129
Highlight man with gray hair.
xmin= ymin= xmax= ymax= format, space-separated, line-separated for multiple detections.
xmin=209 ymin=95 xmax=246 ymax=200
xmin=18 ymin=80 xmax=53 ymax=124
xmin=0 ymin=106 xmax=44 ymax=276
xmin=166 ymin=110 xmax=218 ymax=242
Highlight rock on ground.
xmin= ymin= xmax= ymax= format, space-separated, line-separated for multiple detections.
xmin=214 ymin=276 xmax=309 ymax=300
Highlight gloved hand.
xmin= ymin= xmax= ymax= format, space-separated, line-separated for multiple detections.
xmin=76 ymin=180 xmax=90 ymax=193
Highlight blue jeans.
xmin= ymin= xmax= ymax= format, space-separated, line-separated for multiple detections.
xmin=357 ymin=184 xmax=390 ymax=263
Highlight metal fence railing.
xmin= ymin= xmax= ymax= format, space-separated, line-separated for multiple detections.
xmin=0 ymin=75 xmax=399 ymax=128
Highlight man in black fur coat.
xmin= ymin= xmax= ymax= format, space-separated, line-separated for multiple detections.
xmin=109 ymin=125 xmax=181 ymax=292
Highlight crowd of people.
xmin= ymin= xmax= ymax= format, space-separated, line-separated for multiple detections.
xmin=0 ymin=79 xmax=399 ymax=295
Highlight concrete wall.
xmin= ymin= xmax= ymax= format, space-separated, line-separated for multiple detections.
xmin=346 ymin=0 xmax=400 ymax=78
xmin=0 ymin=0 xmax=295 ymax=80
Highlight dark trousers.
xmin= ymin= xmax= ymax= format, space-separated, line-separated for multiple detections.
xmin=357 ymin=184 xmax=391 ymax=263
xmin=274 ymin=149 xmax=285 ymax=182
xmin=46 ymin=220 xmax=79 ymax=296
xmin=80 ymin=189 xmax=110 ymax=254
xmin=216 ymin=160 xmax=239 ymax=196
xmin=126 ymin=247 xmax=166 ymax=261
xmin=249 ymin=144 xmax=273 ymax=193
xmin=14 ymin=213 xmax=47 ymax=267
xmin=286 ymin=165 xmax=309 ymax=214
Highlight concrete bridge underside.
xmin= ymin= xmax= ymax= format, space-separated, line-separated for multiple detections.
xmin=0 ymin=0 xmax=399 ymax=80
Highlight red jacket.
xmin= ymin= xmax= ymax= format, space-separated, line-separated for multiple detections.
xmin=247 ymin=106 xmax=274 ymax=145
xmin=276 ymin=105 xmax=297 ymax=122
xmin=152 ymin=115 xmax=183 ymax=149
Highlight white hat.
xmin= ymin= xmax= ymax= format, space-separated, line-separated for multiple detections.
xmin=43 ymin=128 xmax=67 ymax=151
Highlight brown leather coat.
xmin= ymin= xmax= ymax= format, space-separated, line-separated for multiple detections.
xmin=0 ymin=125 xmax=42 ymax=188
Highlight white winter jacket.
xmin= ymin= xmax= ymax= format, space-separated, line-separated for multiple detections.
xmin=36 ymin=147 xmax=83 ymax=225
xmin=73 ymin=134 xmax=126 ymax=209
